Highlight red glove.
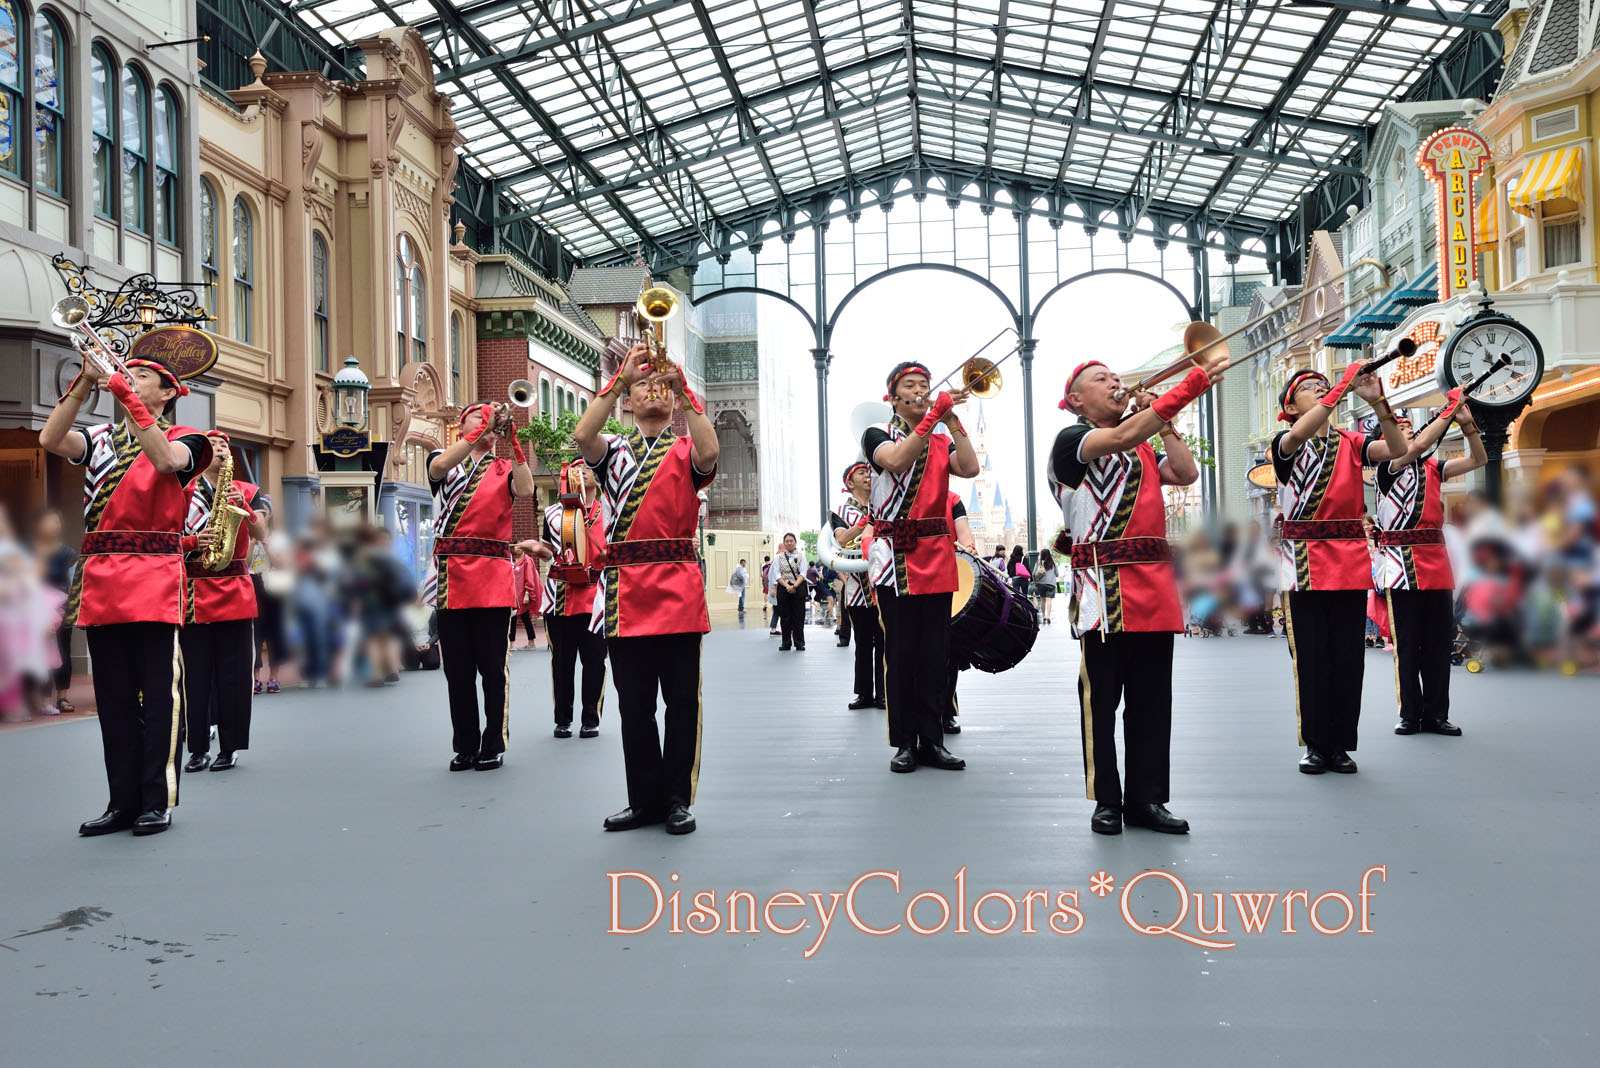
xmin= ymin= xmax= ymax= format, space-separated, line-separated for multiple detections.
xmin=914 ymin=391 xmax=955 ymax=436
xmin=107 ymin=374 xmax=157 ymax=429
xmin=1318 ymin=362 xmax=1366 ymax=411
xmin=1437 ymin=387 xmax=1464 ymax=422
xmin=510 ymin=438 xmax=528 ymax=464
xmin=1151 ymin=367 xmax=1210 ymax=422
xmin=181 ymin=535 xmax=199 ymax=554
xmin=462 ymin=419 xmax=488 ymax=445
xmin=854 ymin=514 xmax=870 ymax=528
xmin=678 ymin=383 xmax=705 ymax=415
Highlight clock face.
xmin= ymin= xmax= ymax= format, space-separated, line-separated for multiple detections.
xmin=1443 ymin=317 xmax=1542 ymax=408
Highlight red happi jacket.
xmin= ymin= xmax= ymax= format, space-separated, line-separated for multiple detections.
xmin=541 ymin=499 xmax=606 ymax=617
xmin=1059 ymin=438 xmax=1181 ymax=635
xmin=181 ymin=478 xmax=262 ymax=623
xmin=69 ymin=423 xmax=208 ymax=627
xmin=866 ymin=418 xmax=958 ymax=597
xmin=1275 ymin=428 xmax=1372 ymax=592
xmin=595 ymin=430 xmax=711 ymax=638
xmin=431 ymin=453 xmax=515 ymax=610
xmin=1373 ymin=455 xmax=1453 ymax=591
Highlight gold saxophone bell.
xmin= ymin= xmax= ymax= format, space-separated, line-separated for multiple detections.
xmin=201 ymin=449 xmax=251 ymax=572
xmin=508 ymin=379 xmax=537 ymax=408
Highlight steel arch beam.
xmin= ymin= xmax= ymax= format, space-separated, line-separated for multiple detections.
xmin=1031 ymin=267 xmax=1199 ymax=323
xmin=824 ymin=263 xmax=1022 ymax=349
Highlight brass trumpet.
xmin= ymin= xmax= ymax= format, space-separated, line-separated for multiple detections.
xmin=508 ymin=379 xmax=537 ymax=408
xmin=51 ymin=295 xmax=136 ymax=383
xmin=1110 ymin=258 xmax=1393 ymax=403
xmin=633 ymin=285 xmax=679 ymax=369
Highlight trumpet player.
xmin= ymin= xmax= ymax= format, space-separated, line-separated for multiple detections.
xmin=1049 ymin=353 xmax=1226 ymax=836
xmin=38 ymin=351 xmax=212 ymax=837
xmin=861 ymin=363 xmax=980 ymax=775
xmin=425 ymin=401 xmax=535 ymax=772
xmin=179 ymin=431 xmax=270 ymax=773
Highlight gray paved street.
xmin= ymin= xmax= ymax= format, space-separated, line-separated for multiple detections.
xmin=2 ymin=620 xmax=1596 ymax=1066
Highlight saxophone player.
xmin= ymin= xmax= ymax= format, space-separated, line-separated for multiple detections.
xmin=180 ymin=431 xmax=271 ymax=772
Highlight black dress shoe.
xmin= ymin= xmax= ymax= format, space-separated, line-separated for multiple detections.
xmin=79 ymin=809 xmax=136 ymax=836
xmin=184 ymin=753 xmax=211 ymax=773
xmin=132 ymin=810 xmax=171 ymax=836
xmin=778 ymin=643 xmax=791 ymax=651
xmin=210 ymin=752 xmax=237 ymax=771
xmin=449 ymin=753 xmax=476 ymax=771
xmin=942 ymin=717 xmax=961 ymax=734
xmin=1124 ymin=802 xmax=1190 ymax=834
xmin=665 ymin=805 xmax=696 ymax=835
xmin=604 ymin=807 xmax=666 ymax=831
xmin=554 ymin=724 xmax=573 ymax=738
xmin=579 ymin=725 xmax=600 ymax=738
xmin=795 ymin=643 xmax=806 ymax=651
xmin=1299 ymin=749 xmax=1327 ymax=774
xmin=474 ymin=753 xmax=503 ymax=770
xmin=1395 ymin=720 xmax=1420 ymax=735
xmin=848 ymin=696 xmax=874 ymax=710
xmin=837 ymin=640 xmax=850 ymax=648
xmin=889 ymin=747 xmax=918 ymax=773
xmin=1325 ymin=750 xmax=1358 ymax=774
xmin=918 ymin=744 xmax=966 ymax=770
xmin=872 ymin=698 xmax=887 ymax=709
xmin=1423 ymin=719 xmax=1462 ymax=736
xmin=1090 ymin=804 xmax=1123 ymax=835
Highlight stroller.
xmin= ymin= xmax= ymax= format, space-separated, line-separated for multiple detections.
xmin=1186 ymin=590 xmax=1225 ymax=637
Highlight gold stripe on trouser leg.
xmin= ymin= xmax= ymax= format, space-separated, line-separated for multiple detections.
xmin=597 ymin=660 xmax=608 ymax=720
xmin=1386 ymin=587 xmax=1403 ymax=715
xmin=1079 ymin=638 xmax=1096 ymax=801
xmin=688 ymin=652 xmax=704 ymax=805
xmin=1284 ymin=596 xmax=1304 ymax=746
xmin=166 ymin=630 xmax=184 ymax=809
xmin=501 ymin=629 xmax=511 ymax=748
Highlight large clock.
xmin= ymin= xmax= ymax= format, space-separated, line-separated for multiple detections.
xmin=1438 ymin=308 xmax=1543 ymax=409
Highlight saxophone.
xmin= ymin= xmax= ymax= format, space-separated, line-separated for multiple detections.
xmin=201 ymin=450 xmax=251 ymax=572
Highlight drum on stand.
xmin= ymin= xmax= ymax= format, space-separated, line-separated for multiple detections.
xmin=951 ymin=547 xmax=1040 ymax=673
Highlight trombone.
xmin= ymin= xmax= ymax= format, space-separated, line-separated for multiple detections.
xmin=916 ymin=328 xmax=1022 ymax=404
xmin=1111 ymin=258 xmax=1393 ymax=403
xmin=51 ymin=295 xmax=136 ymax=383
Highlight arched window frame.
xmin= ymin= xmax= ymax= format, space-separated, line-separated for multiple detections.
xmin=1 ymin=5 xmax=70 ymax=200
xmin=539 ymin=375 xmax=552 ymax=423
xmin=152 ymin=84 xmax=180 ymax=246
xmin=198 ymin=176 xmax=218 ymax=317
xmin=449 ymin=312 xmax=462 ymax=405
xmin=119 ymin=63 xmax=149 ymax=233
xmin=231 ymin=195 xmax=253 ymax=344
xmin=89 ymin=42 xmax=114 ymax=217
xmin=312 ymin=231 xmax=330 ymax=373
xmin=409 ymin=263 xmax=425 ymax=363
xmin=0 ymin=0 xmax=21 ymax=181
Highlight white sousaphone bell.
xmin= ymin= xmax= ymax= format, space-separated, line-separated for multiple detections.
xmin=813 ymin=401 xmax=891 ymax=575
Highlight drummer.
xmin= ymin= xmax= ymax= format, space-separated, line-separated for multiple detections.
xmin=1048 ymin=351 xmax=1226 ymax=835
xmin=944 ymin=490 xmax=975 ymax=735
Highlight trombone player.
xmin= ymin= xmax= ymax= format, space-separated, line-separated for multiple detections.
xmin=425 ymin=400 xmax=535 ymax=772
xmin=179 ymin=431 xmax=271 ymax=773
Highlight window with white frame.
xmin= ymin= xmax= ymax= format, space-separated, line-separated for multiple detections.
xmin=231 ymin=196 xmax=253 ymax=343
xmin=0 ymin=4 xmax=69 ymax=200
xmin=449 ymin=313 xmax=462 ymax=405
xmin=396 ymin=234 xmax=425 ymax=364
xmin=312 ymin=232 xmax=330 ymax=372
xmin=120 ymin=66 xmax=148 ymax=232
xmin=153 ymin=86 xmax=179 ymax=245
xmin=1542 ymin=212 xmax=1580 ymax=270
xmin=199 ymin=177 xmax=217 ymax=318
xmin=540 ymin=377 xmax=552 ymax=421
xmin=90 ymin=45 xmax=113 ymax=216
xmin=1509 ymin=231 xmax=1528 ymax=280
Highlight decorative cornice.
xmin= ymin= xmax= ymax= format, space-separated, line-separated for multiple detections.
xmin=477 ymin=308 xmax=603 ymax=372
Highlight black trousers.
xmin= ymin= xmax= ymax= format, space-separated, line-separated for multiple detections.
xmin=947 ymin=662 xmax=962 ymax=719
xmin=607 ymin=633 xmax=703 ymax=812
xmin=1386 ymin=588 xmax=1454 ymax=726
xmin=776 ymin=587 xmax=807 ymax=647
xmin=877 ymin=588 xmax=952 ymax=750
xmin=1285 ymin=590 xmax=1367 ymax=753
xmin=546 ymin=612 xmax=607 ymax=729
xmin=85 ymin=622 xmax=185 ymax=813
xmin=437 ymin=607 xmax=512 ymax=757
xmin=838 ymin=604 xmax=852 ymax=644
xmin=1077 ymin=632 xmax=1173 ymax=807
xmin=510 ymin=610 xmax=538 ymax=642
xmin=179 ymin=618 xmax=254 ymax=755
xmin=847 ymin=604 xmax=884 ymax=701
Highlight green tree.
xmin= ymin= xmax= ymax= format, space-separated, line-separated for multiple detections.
xmin=516 ymin=411 xmax=628 ymax=472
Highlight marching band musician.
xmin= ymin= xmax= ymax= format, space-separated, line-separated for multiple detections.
xmin=829 ymin=462 xmax=884 ymax=710
xmin=179 ymin=431 xmax=270 ymax=773
xmin=1048 ymin=353 xmax=1227 ymax=835
xmin=518 ymin=461 xmax=609 ymax=740
xmin=943 ymin=489 xmax=975 ymax=736
xmin=39 ymin=354 xmax=212 ymax=837
xmin=861 ymin=362 xmax=980 ymax=775
xmin=425 ymin=402 xmax=535 ymax=772
xmin=1273 ymin=366 xmax=1409 ymax=776
xmin=1370 ymin=404 xmax=1486 ymax=736
xmin=575 ymin=342 xmax=718 ymax=836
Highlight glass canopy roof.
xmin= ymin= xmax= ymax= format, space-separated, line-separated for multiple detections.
xmin=287 ymin=0 xmax=1501 ymax=264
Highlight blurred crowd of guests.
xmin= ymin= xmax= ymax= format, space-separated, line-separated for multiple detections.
xmin=1170 ymin=463 xmax=1600 ymax=673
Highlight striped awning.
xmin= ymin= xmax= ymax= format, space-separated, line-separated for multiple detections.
xmin=1478 ymin=192 xmax=1499 ymax=248
xmin=1508 ymin=147 xmax=1584 ymax=217
xmin=1389 ymin=264 xmax=1439 ymax=308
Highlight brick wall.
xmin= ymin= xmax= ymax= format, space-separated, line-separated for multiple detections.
xmin=473 ymin=335 xmax=544 ymax=542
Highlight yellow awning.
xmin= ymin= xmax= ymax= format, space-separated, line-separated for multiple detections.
xmin=1507 ymin=146 xmax=1584 ymax=217
xmin=1477 ymin=190 xmax=1498 ymax=248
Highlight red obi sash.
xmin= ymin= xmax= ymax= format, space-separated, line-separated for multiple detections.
xmin=1375 ymin=528 xmax=1444 ymax=547
xmin=1280 ymin=519 xmax=1367 ymax=542
xmin=1070 ymin=536 xmax=1171 ymax=570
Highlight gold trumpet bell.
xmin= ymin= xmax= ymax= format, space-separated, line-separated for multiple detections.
xmin=637 ymin=286 xmax=678 ymax=322
xmin=961 ymin=357 xmax=1003 ymax=398
xmin=508 ymin=379 xmax=537 ymax=407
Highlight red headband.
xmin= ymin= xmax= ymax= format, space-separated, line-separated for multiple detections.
xmin=458 ymin=402 xmax=491 ymax=426
xmin=883 ymin=364 xmax=931 ymax=401
xmin=1277 ymin=370 xmax=1329 ymax=423
xmin=842 ymin=461 xmax=870 ymax=489
xmin=1058 ymin=360 xmax=1106 ymax=410
xmin=124 ymin=358 xmax=190 ymax=397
